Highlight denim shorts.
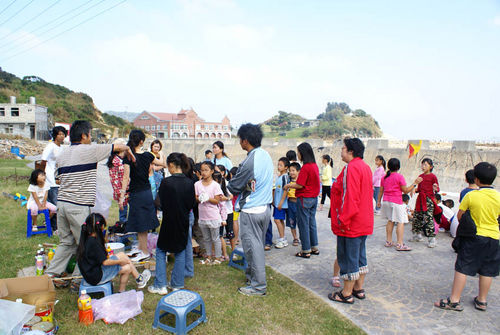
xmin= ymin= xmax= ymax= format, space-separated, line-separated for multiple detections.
xmin=98 ymin=255 xmax=120 ymax=285
xmin=337 ymin=235 xmax=368 ymax=281
xmin=273 ymin=207 xmax=286 ymax=220
xmin=286 ymin=201 xmax=297 ymax=229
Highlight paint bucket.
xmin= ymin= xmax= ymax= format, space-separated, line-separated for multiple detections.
xmin=106 ymin=242 xmax=125 ymax=254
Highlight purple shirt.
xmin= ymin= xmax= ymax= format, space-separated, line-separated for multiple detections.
xmin=381 ymin=172 xmax=406 ymax=205
xmin=195 ymin=180 xmax=223 ymax=221
xmin=372 ymin=166 xmax=385 ymax=187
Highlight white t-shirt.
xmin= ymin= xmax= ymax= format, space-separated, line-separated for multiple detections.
xmin=41 ymin=142 xmax=63 ymax=188
xmin=438 ymin=204 xmax=455 ymax=221
xmin=27 ymin=184 xmax=50 ymax=207
xmin=224 ymin=190 xmax=233 ymax=213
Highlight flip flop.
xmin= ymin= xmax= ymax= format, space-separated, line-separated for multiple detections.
xmin=295 ymin=251 xmax=311 ymax=258
xmin=396 ymin=243 xmax=412 ymax=251
xmin=328 ymin=291 xmax=354 ymax=304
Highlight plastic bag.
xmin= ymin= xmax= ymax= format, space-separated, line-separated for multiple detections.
xmin=0 ymin=299 xmax=35 ymax=335
xmin=147 ymin=233 xmax=159 ymax=255
xmin=91 ymin=190 xmax=112 ymax=219
xmin=92 ymin=290 xmax=144 ymax=324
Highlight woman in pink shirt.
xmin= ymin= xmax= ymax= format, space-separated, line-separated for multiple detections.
xmin=376 ymin=158 xmax=422 ymax=251
xmin=372 ymin=155 xmax=386 ymax=214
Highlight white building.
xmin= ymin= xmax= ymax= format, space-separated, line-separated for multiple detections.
xmin=0 ymin=96 xmax=50 ymax=140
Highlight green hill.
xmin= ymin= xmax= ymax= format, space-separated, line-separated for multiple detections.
xmin=0 ymin=69 xmax=133 ymax=136
xmin=262 ymin=102 xmax=382 ymax=139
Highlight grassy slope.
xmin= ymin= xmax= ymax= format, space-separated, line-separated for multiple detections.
xmin=0 ymin=159 xmax=363 ymax=335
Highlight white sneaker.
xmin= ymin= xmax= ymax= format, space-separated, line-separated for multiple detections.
xmin=126 ymin=247 xmax=140 ymax=256
xmin=148 ymin=285 xmax=168 ymax=295
xmin=427 ymin=237 xmax=437 ymax=248
xmin=137 ymin=269 xmax=151 ymax=289
xmin=131 ymin=251 xmax=150 ymax=262
xmin=409 ymin=233 xmax=423 ymax=242
xmin=275 ymin=239 xmax=288 ymax=249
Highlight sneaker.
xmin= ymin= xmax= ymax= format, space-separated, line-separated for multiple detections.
xmin=409 ymin=233 xmax=423 ymax=242
xmin=438 ymin=228 xmax=445 ymax=233
xmin=374 ymin=210 xmax=381 ymax=216
xmin=148 ymin=285 xmax=168 ymax=295
xmin=32 ymin=226 xmax=38 ymax=232
xmin=167 ymin=283 xmax=183 ymax=292
xmin=275 ymin=240 xmax=289 ymax=249
xmin=136 ymin=269 xmax=151 ymax=289
xmin=427 ymin=237 xmax=437 ymax=248
xmin=126 ymin=247 xmax=140 ymax=256
xmin=131 ymin=251 xmax=150 ymax=262
xmin=238 ymin=286 xmax=266 ymax=296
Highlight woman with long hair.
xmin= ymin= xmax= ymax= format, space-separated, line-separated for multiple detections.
xmin=120 ymin=130 xmax=162 ymax=261
xmin=212 ymin=141 xmax=233 ymax=172
xmin=284 ymin=142 xmax=321 ymax=258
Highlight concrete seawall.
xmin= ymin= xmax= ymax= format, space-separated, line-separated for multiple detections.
xmin=154 ymin=138 xmax=500 ymax=193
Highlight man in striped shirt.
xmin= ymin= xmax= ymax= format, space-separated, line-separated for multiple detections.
xmin=46 ymin=120 xmax=134 ymax=287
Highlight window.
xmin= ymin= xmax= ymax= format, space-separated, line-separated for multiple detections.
xmin=151 ymin=125 xmax=155 ymax=130
xmin=223 ymin=126 xmax=228 ymax=130
xmin=145 ymin=126 xmax=150 ymax=130
xmin=141 ymin=126 xmax=145 ymax=129
xmin=11 ymin=108 xmax=19 ymax=117
xmin=163 ymin=125 xmax=168 ymax=130
xmin=0 ymin=107 xmax=5 ymax=116
xmin=141 ymin=116 xmax=149 ymax=120
xmin=5 ymin=124 xmax=13 ymax=133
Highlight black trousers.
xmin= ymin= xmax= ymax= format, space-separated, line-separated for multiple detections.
xmin=321 ymin=185 xmax=331 ymax=204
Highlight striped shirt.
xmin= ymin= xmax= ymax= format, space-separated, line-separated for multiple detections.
xmin=56 ymin=143 xmax=113 ymax=206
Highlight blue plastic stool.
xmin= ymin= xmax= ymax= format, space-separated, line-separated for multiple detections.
xmin=26 ymin=209 xmax=52 ymax=238
xmin=79 ymin=279 xmax=113 ymax=296
xmin=228 ymin=247 xmax=247 ymax=271
xmin=152 ymin=289 xmax=206 ymax=334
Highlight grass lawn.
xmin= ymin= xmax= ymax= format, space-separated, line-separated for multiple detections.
xmin=0 ymin=158 xmax=363 ymax=335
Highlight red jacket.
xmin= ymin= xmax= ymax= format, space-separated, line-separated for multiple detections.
xmin=330 ymin=157 xmax=374 ymax=237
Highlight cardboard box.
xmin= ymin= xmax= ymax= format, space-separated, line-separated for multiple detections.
xmin=0 ymin=275 xmax=56 ymax=312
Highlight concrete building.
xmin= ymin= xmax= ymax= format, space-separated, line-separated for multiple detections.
xmin=0 ymin=96 xmax=50 ymax=140
xmin=133 ymin=108 xmax=231 ymax=139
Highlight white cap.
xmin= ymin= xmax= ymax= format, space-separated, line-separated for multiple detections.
xmin=81 ymin=290 xmax=87 ymax=295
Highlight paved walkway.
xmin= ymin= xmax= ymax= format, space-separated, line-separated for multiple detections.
xmin=264 ymin=208 xmax=500 ymax=335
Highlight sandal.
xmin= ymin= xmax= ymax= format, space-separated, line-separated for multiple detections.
xmin=352 ymin=289 xmax=366 ymax=300
xmin=199 ymin=259 xmax=212 ymax=265
xmin=384 ymin=241 xmax=394 ymax=247
xmin=434 ymin=298 xmax=464 ymax=311
xmin=212 ymin=259 xmax=222 ymax=265
xmin=474 ymin=296 xmax=487 ymax=311
xmin=328 ymin=291 xmax=354 ymax=304
xmin=264 ymin=245 xmax=272 ymax=251
xmin=311 ymin=249 xmax=320 ymax=255
xmin=331 ymin=276 xmax=341 ymax=288
xmin=295 ymin=251 xmax=311 ymax=259
xmin=396 ymin=243 xmax=412 ymax=251
xmin=292 ymin=239 xmax=300 ymax=246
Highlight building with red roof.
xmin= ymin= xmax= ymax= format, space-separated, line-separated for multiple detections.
xmin=133 ymin=108 xmax=231 ymax=139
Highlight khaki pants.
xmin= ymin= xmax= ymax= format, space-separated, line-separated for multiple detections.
xmin=46 ymin=201 xmax=91 ymax=276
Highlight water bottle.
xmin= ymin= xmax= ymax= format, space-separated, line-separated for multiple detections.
xmin=35 ymin=255 xmax=44 ymax=276
xmin=77 ymin=290 xmax=94 ymax=325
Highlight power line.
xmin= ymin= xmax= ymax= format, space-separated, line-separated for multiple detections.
xmin=0 ymin=0 xmax=61 ymax=42
xmin=0 ymin=0 xmax=127 ymax=62
xmin=0 ymin=0 xmax=35 ymax=26
xmin=0 ymin=0 xmax=17 ymax=17
xmin=0 ymin=0 xmax=96 ymax=50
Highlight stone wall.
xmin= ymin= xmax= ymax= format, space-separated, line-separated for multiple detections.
xmin=152 ymin=139 xmax=500 ymax=193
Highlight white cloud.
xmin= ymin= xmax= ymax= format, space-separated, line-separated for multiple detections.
xmin=204 ymin=24 xmax=274 ymax=49
xmin=493 ymin=15 xmax=500 ymax=26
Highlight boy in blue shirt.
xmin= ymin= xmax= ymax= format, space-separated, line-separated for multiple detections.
xmin=273 ymin=157 xmax=290 ymax=248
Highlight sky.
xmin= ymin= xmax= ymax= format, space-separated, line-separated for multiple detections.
xmin=0 ymin=0 xmax=499 ymax=140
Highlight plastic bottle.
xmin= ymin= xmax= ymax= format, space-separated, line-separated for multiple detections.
xmin=35 ymin=255 xmax=44 ymax=276
xmin=77 ymin=290 xmax=94 ymax=325
xmin=47 ymin=249 xmax=54 ymax=264
xmin=39 ymin=248 xmax=46 ymax=269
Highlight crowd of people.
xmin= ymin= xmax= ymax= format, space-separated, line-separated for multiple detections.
xmin=31 ymin=120 xmax=499 ymax=309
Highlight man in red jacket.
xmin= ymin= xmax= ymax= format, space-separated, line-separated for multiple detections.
xmin=329 ymin=138 xmax=374 ymax=304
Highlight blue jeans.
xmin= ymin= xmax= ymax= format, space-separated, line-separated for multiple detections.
xmin=337 ymin=235 xmax=368 ymax=281
xmin=265 ymin=220 xmax=273 ymax=246
xmin=155 ymin=247 xmax=186 ymax=289
xmin=119 ymin=204 xmax=128 ymax=223
xmin=296 ymin=197 xmax=319 ymax=253
xmin=373 ymin=187 xmax=380 ymax=210
xmin=185 ymin=211 xmax=195 ymax=278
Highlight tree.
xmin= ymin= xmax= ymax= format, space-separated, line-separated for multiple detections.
xmin=353 ymin=109 xmax=366 ymax=117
